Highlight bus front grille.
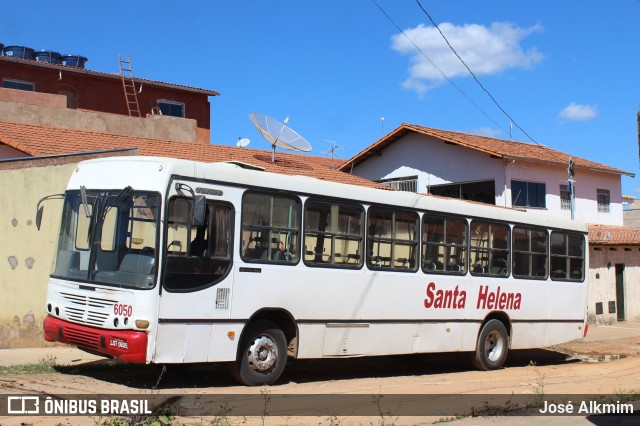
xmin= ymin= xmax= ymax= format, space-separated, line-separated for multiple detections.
xmin=60 ymin=292 xmax=115 ymax=326
xmin=60 ymin=292 xmax=117 ymax=309
xmin=65 ymin=307 xmax=110 ymax=327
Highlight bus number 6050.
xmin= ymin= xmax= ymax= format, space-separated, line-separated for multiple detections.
xmin=114 ymin=303 xmax=133 ymax=317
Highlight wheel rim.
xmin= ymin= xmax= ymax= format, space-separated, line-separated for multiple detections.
xmin=484 ymin=330 xmax=504 ymax=362
xmin=246 ymin=334 xmax=278 ymax=372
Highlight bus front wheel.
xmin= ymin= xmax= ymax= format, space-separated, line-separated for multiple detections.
xmin=228 ymin=320 xmax=287 ymax=386
xmin=473 ymin=319 xmax=508 ymax=371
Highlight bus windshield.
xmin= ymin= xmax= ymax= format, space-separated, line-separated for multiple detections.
xmin=52 ymin=188 xmax=161 ymax=289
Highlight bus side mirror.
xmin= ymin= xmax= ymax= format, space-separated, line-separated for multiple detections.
xmin=35 ymin=193 xmax=64 ymax=231
xmin=36 ymin=206 xmax=44 ymax=230
xmin=192 ymin=195 xmax=206 ymax=226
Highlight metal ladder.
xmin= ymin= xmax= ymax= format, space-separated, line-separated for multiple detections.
xmin=119 ymin=55 xmax=141 ymax=117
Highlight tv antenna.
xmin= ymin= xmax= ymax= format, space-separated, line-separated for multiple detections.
xmin=249 ymin=112 xmax=312 ymax=162
xmin=323 ymin=140 xmax=343 ymax=169
xmin=236 ymin=137 xmax=250 ymax=148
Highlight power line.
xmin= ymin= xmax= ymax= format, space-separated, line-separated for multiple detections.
xmin=371 ymin=0 xmax=510 ymax=138
xmin=414 ymin=0 xmax=538 ymax=144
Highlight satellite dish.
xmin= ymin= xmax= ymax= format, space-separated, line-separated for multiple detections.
xmin=249 ymin=112 xmax=312 ymax=162
xmin=237 ymin=137 xmax=250 ymax=148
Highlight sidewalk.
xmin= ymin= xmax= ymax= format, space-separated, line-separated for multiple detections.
xmin=583 ymin=322 xmax=640 ymax=342
xmin=2 ymin=322 xmax=640 ymax=367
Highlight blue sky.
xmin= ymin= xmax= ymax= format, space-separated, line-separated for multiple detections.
xmin=4 ymin=1 xmax=640 ymax=195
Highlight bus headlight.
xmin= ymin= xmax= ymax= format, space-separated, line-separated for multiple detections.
xmin=135 ymin=319 xmax=150 ymax=329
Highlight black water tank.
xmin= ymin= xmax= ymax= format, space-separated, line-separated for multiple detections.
xmin=3 ymin=45 xmax=35 ymax=59
xmin=61 ymin=54 xmax=88 ymax=68
xmin=35 ymin=50 xmax=62 ymax=64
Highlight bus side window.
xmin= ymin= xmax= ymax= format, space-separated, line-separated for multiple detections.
xmin=367 ymin=208 xmax=418 ymax=272
xmin=303 ymin=199 xmax=364 ymax=268
xmin=512 ymin=226 xmax=548 ymax=279
xmin=550 ymin=232 xmax=584 ymax=281
xmin=422 ymin=215 xmax=467 ymax=275
xmin=241 ymin=192 xmax=300 ymax=264
xmin=166 ymin=198 xmax=190 ymax=255
xmin=470 ymin=220 xmax=510 ymax=277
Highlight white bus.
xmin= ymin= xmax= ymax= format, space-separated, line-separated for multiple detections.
xmin=40 ymin=156 xmax=588 ymax=386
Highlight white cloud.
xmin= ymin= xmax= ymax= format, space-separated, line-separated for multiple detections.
xmin=391 ymin=22 xmax=544 ymax=94
xmin=558 ymin=102 xmax=598 ymax=121
xmin=472 ymin=127 xmax=506 ymax=138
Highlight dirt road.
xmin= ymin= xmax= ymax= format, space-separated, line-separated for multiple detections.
xmin=1 ymin=327 xmax=640 ymax=425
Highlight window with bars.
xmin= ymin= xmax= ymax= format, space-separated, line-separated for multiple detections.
xmin=378 ymin=177 xmax=418 ymax=192
xmin=597 ymin=189 xmax=610 ymax=213
xmin=560 ymin=185 xmax=571 ymax=211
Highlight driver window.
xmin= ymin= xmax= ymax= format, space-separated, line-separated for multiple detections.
xmin=164 ymin=197 xmax=233 ymax=292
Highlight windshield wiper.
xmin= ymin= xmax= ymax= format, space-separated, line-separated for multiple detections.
xmin=102 ymin=186 xmax=133 ymax=219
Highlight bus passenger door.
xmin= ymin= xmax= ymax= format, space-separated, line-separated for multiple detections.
xmin=155 ymin=194 xmax=236 ymax=363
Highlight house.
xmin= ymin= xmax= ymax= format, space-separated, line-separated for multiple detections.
xmin=340 ymin=123 xmax=633 ymax=226
xmin=340 ymin=123 xmax=640 ymax=324
xmin=0 ymin=49 xmax=218 ymax=144
xmin=589 ymin=226 xmax=640 ymax=323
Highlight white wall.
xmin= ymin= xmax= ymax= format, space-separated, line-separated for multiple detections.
xmin=505 ymin=161 xmax=623 ymax=225
xmin=575 ymin=170 xmax=623 ymax=225
xmin=353 ymin=133 xmax=507 ymax=203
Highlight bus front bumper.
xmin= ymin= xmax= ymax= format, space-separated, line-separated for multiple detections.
xmin=43 ymin=315 xmax=148 ymax=363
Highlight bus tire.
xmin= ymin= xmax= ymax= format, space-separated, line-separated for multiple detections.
xmin=472 ymin=319 xmax=508 ymax=371
xmin=228 ymin=320 xmax=287 ymax=386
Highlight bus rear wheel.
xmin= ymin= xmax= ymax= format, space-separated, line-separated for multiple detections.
xmin=472 ymin=319 xmax=508 ymax=371
xmin=228 ymin=320 xmax=287 ymax=386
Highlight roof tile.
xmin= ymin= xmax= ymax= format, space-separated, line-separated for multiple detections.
xmin=0 ymin=120 xmax=383 ymax=189
xmin=340 ymin=123 xmax=633 ymax=177
xmin=589 ymin=224 xmax=640 ymax=245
